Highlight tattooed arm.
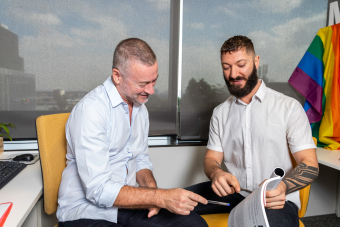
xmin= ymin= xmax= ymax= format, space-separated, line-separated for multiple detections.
xmin=282 ymin=161 xmax=319 ymax=194
xmin=204 ymin=149 xmax=241 ymax=197
xmin=266 ymin=148 xmax=319 ymax=209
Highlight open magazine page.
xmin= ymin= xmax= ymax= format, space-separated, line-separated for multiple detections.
xmin=228 ymin=168 xmax=285 ymax=227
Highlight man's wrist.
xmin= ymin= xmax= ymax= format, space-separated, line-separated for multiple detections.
xmin=210 ymin=168 xmax=224 ymax=180
xmin=281 ymin=179 xmax=289 ymax=194
xmin=153 ymin=189 xmax=165 ymax=208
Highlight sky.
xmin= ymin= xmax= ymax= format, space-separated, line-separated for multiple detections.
xmin=0 ymin=0 xmax=329 ymax=94
xmin=0 ymin=0 xmax=170 ymax=92
xmin=182 ymin=0 xmax=328 ymax=90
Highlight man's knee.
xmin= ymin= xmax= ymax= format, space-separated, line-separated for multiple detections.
xmin=266 ymin=201 xmax=299 ymax=227
xmin=157 ymin=210 xmax=207 ymax=227
xmin=185 ymin=212 xmax=208 ymax=227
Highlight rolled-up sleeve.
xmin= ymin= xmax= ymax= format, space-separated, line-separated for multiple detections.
xmin=68 ymin=100 xmax=124 ymax=208
xmin=136 ymin=110 xmax=153 ymax=172
xmin=286 ymin=100 xmax=316 ymax=153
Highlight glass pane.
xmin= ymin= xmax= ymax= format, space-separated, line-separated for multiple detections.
xmin=180 ymin=0 xmax=328 ymax=140
xmin=0 ymin=0 xmax=174 ymax=139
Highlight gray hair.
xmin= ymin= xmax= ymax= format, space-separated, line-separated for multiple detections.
xmin=112 ymin=38 xmax=157 ymax=75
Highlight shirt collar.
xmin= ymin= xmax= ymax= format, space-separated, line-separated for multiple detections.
xmin=103 ymin=76 xmax=125 ymax=108
xmin=254 ymin=79 xmax=266 ymax=102
xmin=232 ymin=79 xmax=267 ymax=104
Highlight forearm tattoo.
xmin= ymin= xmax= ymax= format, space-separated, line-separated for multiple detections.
xmin=215 ymin=161 xmax=222 ymax=169
xmin=282 ymin=162 xmax=319 ymax=194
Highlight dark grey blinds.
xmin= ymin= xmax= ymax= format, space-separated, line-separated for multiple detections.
xmin=180 ymin=0 xmax=327 ymax=140
xmin=0 ymin=0 xmax=176 ymax=139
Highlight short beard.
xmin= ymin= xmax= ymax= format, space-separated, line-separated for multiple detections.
xmin=119 ymin=84 xmax=148 ymax=106
xmin=134 ymin=94 xmax=149 ymax=106
xmin=224 ymin=63 xmax=258 ymax=98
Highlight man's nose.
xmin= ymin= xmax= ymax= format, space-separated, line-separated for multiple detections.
xmin=145 ymin=83 xmax=154 ymax=95
xmin=230 ymin=66 xmax=239 ymax=79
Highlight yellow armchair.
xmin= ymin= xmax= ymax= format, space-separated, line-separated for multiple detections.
xmin=36 ymin=113 xmax=70 ymax=227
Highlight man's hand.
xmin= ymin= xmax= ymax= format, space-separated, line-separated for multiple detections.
xmin=148 ymin=207 xmax=160 ymax=218
xmin=265 ymin=181 xmax=286 ymax=209
xmin=204 ymin=149 xmax=241 ymax=197
xmin=211 ymin=169 xmax=241 ymax=197
xmin=159 ymin=188 xmax=207 ymax=215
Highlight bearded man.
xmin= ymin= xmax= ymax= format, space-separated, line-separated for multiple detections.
xmin=186 ymin=35 xmax=319 ymax=227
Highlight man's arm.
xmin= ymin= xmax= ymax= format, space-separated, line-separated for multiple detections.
xmin=266 ymin=148 xmax=319 ymax=209
xmin=137 ymin=169 xmax=157 ymax=188
xmin=136 ymin=169 xmax=159 ymax=218
xmin=204 ymin=149 xmax=241 ymax=197
xmin=113 ymin=184 xmax=207 ymax=215
xmin=283 ymin=149 xmax=319 ymax=193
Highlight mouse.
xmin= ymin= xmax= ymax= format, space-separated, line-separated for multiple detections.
xmin=13 ymin=153 xmax=35 ymax=162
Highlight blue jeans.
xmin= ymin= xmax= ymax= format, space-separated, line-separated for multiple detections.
xmin=185 ymin=181 xmax=299 ymax=227
xmin=58 ymin=208 xmax=208 ymax=227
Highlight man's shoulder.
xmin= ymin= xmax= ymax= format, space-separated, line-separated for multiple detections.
xmin=265 ymin=87 xmax=299 ymax=106
xmin=212 ymin=96 xmax=234 ymax=115
xmin=72 ymin=85 xmax=109 ymax=114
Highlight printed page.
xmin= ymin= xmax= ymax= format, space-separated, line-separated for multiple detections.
xmin=228 ymin=168 xmax=285 ymax=227
xmin=266 ymin=167 xmax=285 ymax=191
xmin=229 ymin=183 xmax=267 ymax=227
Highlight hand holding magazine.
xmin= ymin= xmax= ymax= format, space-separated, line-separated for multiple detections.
xmin=228 ymin=167 xmax=285 ymax=227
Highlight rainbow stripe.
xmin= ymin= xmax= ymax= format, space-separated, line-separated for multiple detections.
xmin=289 ymin=24 xmax=340 ymax=150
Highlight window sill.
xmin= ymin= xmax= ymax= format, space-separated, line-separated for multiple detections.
xmin=4 ymin=137 xmax=207 ymax=150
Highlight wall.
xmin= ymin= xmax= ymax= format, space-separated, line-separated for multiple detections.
xmin=149 ymin=145 xmax=338 ymax=217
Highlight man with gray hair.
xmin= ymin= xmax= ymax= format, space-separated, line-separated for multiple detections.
xmin=57 ymin=38 xmax=208 ymax=227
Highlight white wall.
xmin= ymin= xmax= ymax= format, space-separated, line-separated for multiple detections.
xmin=149 ymin=145 xmax=338 ymax=217
xmin=149 ymin=146 xmax=209 ymax=189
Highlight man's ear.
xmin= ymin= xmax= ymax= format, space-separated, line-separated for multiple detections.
xmin=112 ymin=68 xmax=122 ymax=85
xmin=254 ymin=55 xmax=260 ymax=70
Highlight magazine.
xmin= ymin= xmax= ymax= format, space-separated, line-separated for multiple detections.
xmin=228 ymin=167 xmax=285 ymax=227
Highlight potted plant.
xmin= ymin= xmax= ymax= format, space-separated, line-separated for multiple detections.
xmin=0 ymin=123 xmax=16 ymax=153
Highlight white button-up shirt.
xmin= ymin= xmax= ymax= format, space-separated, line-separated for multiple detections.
xmin=57 ymin=77 xmax=153 ymax=223
xmin=207 ymin=81 xmax=316 ymax=209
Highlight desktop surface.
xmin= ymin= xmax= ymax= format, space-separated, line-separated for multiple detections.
xmin=316 ymin=147 xmax=340 ymax=171
xmin=0 ymin=150 xmax=42 ymax=227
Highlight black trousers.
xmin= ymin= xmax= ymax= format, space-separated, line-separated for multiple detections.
xmin=58 ymin=208 xmax=208 ymax=227
xmin=185 ymin=181 xmax=299 ymax=227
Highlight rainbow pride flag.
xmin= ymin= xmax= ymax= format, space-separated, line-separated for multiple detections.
xmin=289 ymin=23 xmax=340 ymax=150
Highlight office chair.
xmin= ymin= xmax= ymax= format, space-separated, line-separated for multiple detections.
xmin=201 ymin=138 xmax=317 ymax=227
xmin=36 ymin=113 xmax=70 ymax=227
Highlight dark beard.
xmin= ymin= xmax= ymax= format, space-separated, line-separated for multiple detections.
xmin=224 ymin=63 xmax=258 ymax=98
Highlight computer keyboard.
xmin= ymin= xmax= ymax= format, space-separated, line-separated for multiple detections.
xmin=0 ymin=161 xmax=27 ymax=190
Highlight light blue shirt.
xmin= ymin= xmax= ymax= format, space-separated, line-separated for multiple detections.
xmin=57 ymin=77 xmax=153 ymax=223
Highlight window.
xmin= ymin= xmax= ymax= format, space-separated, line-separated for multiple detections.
xmin=180 ymin=0 xmax=328 ymax=140
xmin=0 ymin=0 xmax=175 ymax=139
xmin=0 ymin=0 xmax=329 ymax=143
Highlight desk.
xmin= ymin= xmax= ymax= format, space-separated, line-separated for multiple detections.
xmin=316 ymin=147 xmax=340 ymax=217
xmin=0 ymin=150 xmax=42 ymax=227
